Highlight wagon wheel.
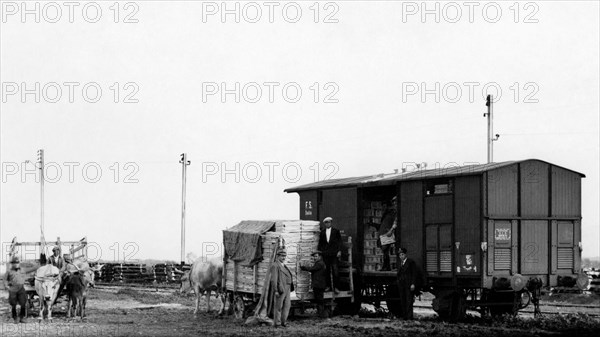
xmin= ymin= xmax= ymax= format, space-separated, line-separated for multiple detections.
xmin=432 ymin=290 xmax=466 ymax=321
xmin=448 ymin=293 xmax=467 ymax=322
xmin=232 ymin=295 xmax=245 ymax=319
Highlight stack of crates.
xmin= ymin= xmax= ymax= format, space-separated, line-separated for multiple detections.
xmin=363 ymin=201 xmax=398 ymax=271
xmin=363 ymin=226 xmax=380 ymax=271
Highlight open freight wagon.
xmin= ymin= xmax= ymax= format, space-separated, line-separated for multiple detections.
xmin=285 ymin=159 xmax=588 ymax=320
xmin=222 ymin=220 xmax=354 ymax=318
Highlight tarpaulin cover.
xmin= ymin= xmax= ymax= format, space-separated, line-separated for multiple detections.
xmin=223 ymin=221 xmax=275 ymax=266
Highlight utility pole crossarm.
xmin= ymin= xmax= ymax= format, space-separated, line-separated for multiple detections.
xmin=484 ymin=95 xmax=500 ymax=163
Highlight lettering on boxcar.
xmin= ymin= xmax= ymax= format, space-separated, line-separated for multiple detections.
xmin=495 ymin=228 xmax=511 ymax=241
xmin=304 ymin=201 xmax=313 ymax=216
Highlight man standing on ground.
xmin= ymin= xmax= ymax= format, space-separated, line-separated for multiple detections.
xmin=4 ymin=256 xmax=30 ymax=323
xmin=397 ymin=247 xmax=417 ymax=320
xmin=300 ymin=251 xmax=327 ymax=317
xmin=317 ymin=217 xmax=342 ymax=293
xmin=270 ymin=249 xmax=294 ymax=327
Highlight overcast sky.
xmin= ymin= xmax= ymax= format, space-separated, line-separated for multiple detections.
xmin=1 ymin=0 xmax=598 ymax=262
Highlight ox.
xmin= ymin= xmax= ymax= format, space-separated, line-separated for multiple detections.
xmin=59 ymin=259 xmax=103 ymax=294
xmin=179 ymin=258 xmax=225 ymax=314
xmin=66 ymin=274 xmax=87 ymax=319
xmin=57 ymin=259 xmax=103 ymax=319
xmin=34 ymin=264 xmax=61 ymax=321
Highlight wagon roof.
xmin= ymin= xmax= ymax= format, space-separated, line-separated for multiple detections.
xmin=284 ymin=159 xmax=585 ymax=193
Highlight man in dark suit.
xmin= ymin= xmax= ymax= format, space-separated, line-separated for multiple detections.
xmin=300 ymin=250 xmax=327 ymax=317
xmin=317 ymin=217 xmax=342 ymax=294
xmin=270 ymin=249 xmax=294 ymax=327
xmin=396 ymin=247 xmax=417 ymax=319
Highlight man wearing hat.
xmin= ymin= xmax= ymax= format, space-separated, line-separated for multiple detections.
xmin=269 ymin=249 xmax=294 ymax=327
xmin=397 ymin=247 xmax=417 ymax=320
xmin=49 ymin=246 xmax=64 ymax=269
xmin=300 ymin=251 xmax=327 ymax=317
xmin=3 ymin=256 xmax=33 ymax=323
xmin=378 ymin=196 xmax=398 ymax=271
xmin=318 ymin=216 xmax=342 ymax=293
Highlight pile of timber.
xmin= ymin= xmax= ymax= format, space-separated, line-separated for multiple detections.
xmin=112 ymin=264 xmax=154 ymax=283
xmin=153 ymin=263 xmax=191 ymax=284
xmin=96 ymin=263 xmax=116 ymax=282
xmin=92 ymin=263 xmax=191 ymax=284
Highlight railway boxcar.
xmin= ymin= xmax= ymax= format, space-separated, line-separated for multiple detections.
xmin=285 ymin=159 xmax=586 ymax=319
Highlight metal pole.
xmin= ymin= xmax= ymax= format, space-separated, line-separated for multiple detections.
xmin=179 ymin=153 xmax=191 ymax=265
xmin=485 ymin=95 xmax=493 ymax=163
xmin=38 ymin=149 xmax=45 ymax=248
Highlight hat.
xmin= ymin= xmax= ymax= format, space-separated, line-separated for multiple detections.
xmin=399 ymin=247 xmax=407 ymax=254
xmin=311 ymin=251 xmax=322 ymax=256
xmin=52 ymin=246 xmax=60 ymax=252
xmin=10 ymin=256 xmax=20 ymax=263
xmin=323 ymin=217 xmax=333 ymax=222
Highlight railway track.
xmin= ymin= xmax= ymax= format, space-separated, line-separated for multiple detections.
xmin=412 ymin=304 xmax=600 ymax=318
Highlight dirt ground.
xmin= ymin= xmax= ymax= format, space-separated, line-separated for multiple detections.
xmin=1 ymin=286 xmax=599 ymax=337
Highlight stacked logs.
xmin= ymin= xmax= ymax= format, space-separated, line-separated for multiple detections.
xmin=153 ymin=263 xmax=190 ymax=284
xmin=91 ymin=263 xmax=191 ymax=284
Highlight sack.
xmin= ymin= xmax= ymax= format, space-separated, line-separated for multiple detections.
xmin=380 ymin=232 xmax=395 ymax=246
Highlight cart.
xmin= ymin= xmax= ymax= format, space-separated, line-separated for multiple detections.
xmin=221 ymin=220 xmax=355 ymax=319
xmin=5 ymin=236 xmax=90 ymax=314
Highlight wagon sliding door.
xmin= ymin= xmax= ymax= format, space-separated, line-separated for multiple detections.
xmin=321 ymin=187 xmax=358 ymax=248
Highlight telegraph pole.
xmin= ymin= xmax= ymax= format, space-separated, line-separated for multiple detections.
xmin=37 ymin=149 xmax=46 ymax=248
xmin=484 ymin=95 xmax=500 ymax=163
xmin=179 ymin=153 xmax=191 ymax=265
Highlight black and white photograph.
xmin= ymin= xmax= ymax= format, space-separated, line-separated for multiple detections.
xmin=1 ymin=1 xmax=599 ymax=336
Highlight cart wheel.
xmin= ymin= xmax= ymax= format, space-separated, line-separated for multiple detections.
xmin=28 ymin=293 xmax=36 ymax=310
xmin=233 ymin=295 xmax=245 ymax=319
